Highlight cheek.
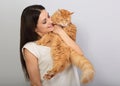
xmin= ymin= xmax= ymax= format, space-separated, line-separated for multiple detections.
xmin=41 ymin=25 xmax=48 ymax=30
xmin=37 ymin=25 xmax=47 ymax=33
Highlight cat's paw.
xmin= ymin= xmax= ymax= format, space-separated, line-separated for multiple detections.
xmin=80 ymin=69 xmax=95 ymax=84
xmin=43 ymin=71 xmax=55 ymax=80
xmin=36 ymin=40 xmax=42 ymax=45
xmin=43 ymin=74 xmax=52 ymax=80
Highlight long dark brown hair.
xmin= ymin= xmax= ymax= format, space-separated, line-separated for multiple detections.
xmin=20 ymin=5 xmax=45 ymax=80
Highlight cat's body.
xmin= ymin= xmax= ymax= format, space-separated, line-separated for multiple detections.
xmin=36 ymin=9 xmax=95 ymax=84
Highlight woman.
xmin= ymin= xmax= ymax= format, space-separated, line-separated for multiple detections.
xmin=20 ymin=4 xmax=83 ymax=86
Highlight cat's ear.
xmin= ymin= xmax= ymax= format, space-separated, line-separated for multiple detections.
xmin=58 ymin=9 xmax=61 ymax=14
xmin=70 ymin=12 xmax=74 ymax=15
xmin=58 ymin=9 xmax=61 ymax=11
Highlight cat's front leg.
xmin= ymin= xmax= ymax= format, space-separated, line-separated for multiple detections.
xmin=43 ymin=62 xmax=65 ymax=80
xmin=43 ymin=47 xmax=70 ymax=80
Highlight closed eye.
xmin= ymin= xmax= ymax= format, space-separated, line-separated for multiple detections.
xmin=42 ymin=19 xmax=47 ymax=24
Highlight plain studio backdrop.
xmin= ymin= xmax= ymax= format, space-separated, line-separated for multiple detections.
xmin=0 ymin=0 xmax=120 ymax=86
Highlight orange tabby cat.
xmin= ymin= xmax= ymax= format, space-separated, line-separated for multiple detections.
xmin=36 ymin=9 xmax=95 ymax=84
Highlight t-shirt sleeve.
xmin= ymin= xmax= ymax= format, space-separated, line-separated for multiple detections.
xmin=22 ymin=42 xmax=39 ymax=59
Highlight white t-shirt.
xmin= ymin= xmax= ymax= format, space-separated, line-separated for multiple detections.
xmin=22 ymin=42 xmax=80 ymax=86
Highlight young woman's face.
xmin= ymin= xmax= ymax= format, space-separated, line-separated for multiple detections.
xmin=35 ymin=10 xmax=54 ymax=36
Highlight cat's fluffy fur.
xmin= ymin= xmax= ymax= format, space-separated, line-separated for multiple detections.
xmin=36 ymin=9 xmax=95 ymax=84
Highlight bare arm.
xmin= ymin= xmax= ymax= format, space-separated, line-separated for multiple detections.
xmin=23 ymin=48 xmax=42 ymax=86
xmin=53 ymin=25 xmax=84 ymax=55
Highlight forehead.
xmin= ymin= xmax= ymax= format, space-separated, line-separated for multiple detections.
xmin=39 ymin=10 xmax=48 ymax=21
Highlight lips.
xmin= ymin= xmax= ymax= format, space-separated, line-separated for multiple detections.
xmin=48 ymin=24 xmax=53 ymax=28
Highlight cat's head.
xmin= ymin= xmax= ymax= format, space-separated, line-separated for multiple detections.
xmin=51 ymin=9 xmax=73 ymax=27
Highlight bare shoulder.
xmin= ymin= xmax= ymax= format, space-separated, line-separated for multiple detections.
xmin=23 ymin=48 xmax=38 ymax=62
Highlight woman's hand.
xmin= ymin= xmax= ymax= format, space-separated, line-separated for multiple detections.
xmin=53 ymin=25 xmax=64 ymax=35
xmin=53 ymin=25 xmax=84 ymax=55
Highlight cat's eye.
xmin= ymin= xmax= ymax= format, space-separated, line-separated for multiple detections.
xmin=68 ymin=19 xmax=70 ymax=21
xmin=67 ymin=18 xmax=70 ymax=21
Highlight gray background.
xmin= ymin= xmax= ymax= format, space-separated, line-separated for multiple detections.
xmin=0 ymin=0 xmax=120 ymax=86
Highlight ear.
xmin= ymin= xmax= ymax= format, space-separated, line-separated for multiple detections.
xmin=35 ymin=28 xmax=38 ymax=32
xmin=70 ymin=12 xmax=74 ymax=15
xmin=57 ymin=9 xmax=61 ymax=14
xmin=58 ymin=9 xmax=61 ymax=12
xmin=58 ymin=9 xmax=61 ymax=11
